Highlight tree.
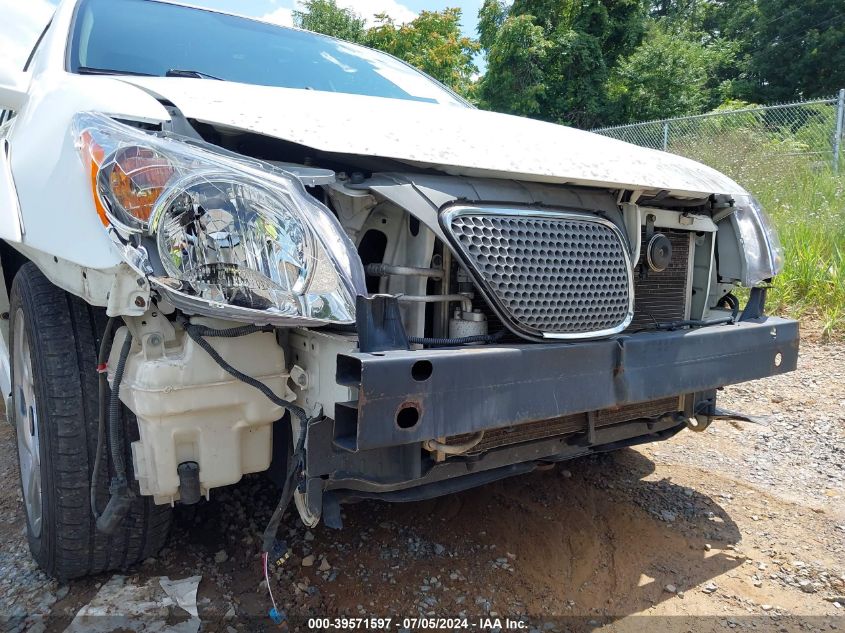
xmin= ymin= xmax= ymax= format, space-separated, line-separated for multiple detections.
xmin=607 ymin=21 xmax=733 ymax=122
xmin=477 ymin=0 xmax=507 ymax=50
xmin=747 ymin=0 xmax=845 ymax=101
xmin=478 ymin=12 xmax=549 ymax=115
xmin=365 ymin=9 xmax=480 ymax=99
xmin=649 ymin=0 xmax=845 ymax=103
xmin=293 ymin=0 xmax=366 ymax=44
xmin=477 ymin=0 xmax=649 ymax=127
xmin=647 ymin=0 xmax=757 ymax=103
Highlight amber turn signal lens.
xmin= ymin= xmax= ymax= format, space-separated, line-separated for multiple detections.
xmin=105 ymin=147 xmax=174 ymax=223
xmin=78 ymin=130 xmax=108 ymax=226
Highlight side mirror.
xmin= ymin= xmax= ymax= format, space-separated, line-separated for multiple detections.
xmin=0 ymin=65 xmax=30 ymax=111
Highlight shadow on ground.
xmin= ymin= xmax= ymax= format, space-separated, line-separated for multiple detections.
xmin=4 ymin=431 xmax=746 ymax=628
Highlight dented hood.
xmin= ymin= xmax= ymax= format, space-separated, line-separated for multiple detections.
xmin=119 ymin=77 xmax=745 ymax=198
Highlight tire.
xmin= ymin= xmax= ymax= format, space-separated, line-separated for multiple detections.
xmin=10 ymin=262 xmax=171 ymax=580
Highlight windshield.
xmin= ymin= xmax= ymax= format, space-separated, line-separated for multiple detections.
xmin=69 ymin=0 xmax=466 ymax=107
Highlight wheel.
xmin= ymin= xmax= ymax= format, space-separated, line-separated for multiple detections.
xmin=10 ymin=262 xmax=171 ymax=580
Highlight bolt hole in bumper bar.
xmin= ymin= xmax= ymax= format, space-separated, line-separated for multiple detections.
xmin=333 ymin=317 xmax=798 ymax=453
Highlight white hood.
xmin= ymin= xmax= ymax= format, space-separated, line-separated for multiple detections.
xmin=119 ymin=77 xmax=744 ymax=198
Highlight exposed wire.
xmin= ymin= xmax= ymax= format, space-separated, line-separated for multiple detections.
xmin=108 ymin=331 xmax=133 ymax=481
xmin=261 ymin=441 xmax=304 ymax=553
xmin=95 ymin=330 xmax=136 ymax=535
xmin=263 ymin=552 xmax=279 ymax=614
xmin=91 ymin=317 xmax=118 ymax=520
xmin=176 ymin=316 xmax=310 ymax=552
xmin=179 ymin=318 xmax=307 ymax=425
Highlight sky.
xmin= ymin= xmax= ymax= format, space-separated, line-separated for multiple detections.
xmin=0 ymin=0 xmax=483 ymax=71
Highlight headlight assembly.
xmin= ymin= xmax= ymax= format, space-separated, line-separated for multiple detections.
xmin=726 ymin=194 xmax=784 ymax=287
xmin=72 ymin=112 xmax=365 ymax=325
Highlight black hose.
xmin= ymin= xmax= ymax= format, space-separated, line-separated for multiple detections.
xmin=180 ymin=321 xmax=306 ymax=425
xmin=184 ymin=322 xmax=274 ymax=338
xmin=408 ymin=330 xmax=506 ymax=347
xmin=718 ymin=293 xmax=741 ymax=321
xmin=95 ymin=329 xmax=135 ymax=535
xmin=175 ymin=316 xmax=309 ymax=551
xmin=109 ymin=331 xmax=133 ymax=481
xmin=91 ymin=317 xmax=118 ymax=520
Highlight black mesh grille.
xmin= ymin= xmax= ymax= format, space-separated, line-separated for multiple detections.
xmin=449 ymin=213 xmax=632 ymax=335
xmin=630 ymin=229 xmax=691 ymax=329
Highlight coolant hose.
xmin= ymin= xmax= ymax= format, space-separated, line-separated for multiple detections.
xmin=424 ymin=432 xmax=485 ymax=455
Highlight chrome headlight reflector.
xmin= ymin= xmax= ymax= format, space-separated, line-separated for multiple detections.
xmin=729 ymin=194 xmax=784 ymax=286
xmin=73 ymin=113 xmax=364 ymax=324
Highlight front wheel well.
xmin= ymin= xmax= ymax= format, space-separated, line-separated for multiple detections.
xmin=0 ymin=240 xmax=30 ymax=301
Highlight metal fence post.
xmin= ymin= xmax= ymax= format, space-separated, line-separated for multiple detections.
xmin=834 ymin=88 xmax=845 ymax=173
xmin=662 ymin=122 xmax=669 ymax=151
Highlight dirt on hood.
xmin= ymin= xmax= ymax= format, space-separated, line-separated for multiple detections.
xmin=116 ymin=76 xmax=745 ymax=198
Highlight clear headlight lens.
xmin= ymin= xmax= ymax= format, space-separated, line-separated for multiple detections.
xmin=72 ymin=113 xmax=365 ymax=324
xmin=155 ymin=173 xmax=319 ymax=315
xmin=730 ymin=194 xmax=784 ymax=286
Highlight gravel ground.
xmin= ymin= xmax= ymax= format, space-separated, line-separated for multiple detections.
xmin=1 ymin=339 xmax=843 ymax=633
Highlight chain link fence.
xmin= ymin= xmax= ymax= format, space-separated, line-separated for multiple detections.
xmin=592 ymin=90 xmax=845 ymax=186
xmin=593 ymin=91 xmax=845 ymax=334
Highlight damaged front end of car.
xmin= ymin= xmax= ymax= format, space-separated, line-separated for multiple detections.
xmin=70 ymin=110 xmax=797 ymax=535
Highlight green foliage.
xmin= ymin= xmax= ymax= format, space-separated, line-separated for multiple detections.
xmin=291 ymin=1 xmax=478 ymax=98
xmin=747 ymin=0 xmax=845 ymax=102
xmin=478 ymin=13 xmax=549 ymax=115
xmin=365 ymin=9 xmax=480 ymax=99
xmin=477 ymin=0 xmax=507 ymax=51
xmin=653 ymin=109 xmax=845 ymax=336
xmin=607 ymin=21 xmax=733 ymax=122
xmin=646 ymin=0 xmax=845 ymax=104
xmin=292 ymin=0 xmax=366 ymax=44
xmin=292 ymin=0 xmax=845 ymax=125
xmin=761 ymin=169 xmax=845 ymax=338
xmin=477 ymin=0 xmax=649 ymax=127
xmin=541 ymin=28 xmax=609 ymax=127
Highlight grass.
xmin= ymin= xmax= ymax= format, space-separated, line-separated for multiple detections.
xmin=670 ymin=125 xmax=845 ymax=338
xmin=760 ymin=167 xmax=845 ymax=337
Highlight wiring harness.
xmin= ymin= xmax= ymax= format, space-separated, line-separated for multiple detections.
xmin=93 ymin=323 xmax=136 ymax=535
xmin=176 ymin=317 xmax=310 ymax=553
xmin=408 ymin=330 xmax=506 ymax=347
xmin=178 ymin=318 xmax=307 ymax=628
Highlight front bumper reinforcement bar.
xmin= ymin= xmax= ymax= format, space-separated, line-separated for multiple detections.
xmin=334 ymin=318 xmax=799 ymax=452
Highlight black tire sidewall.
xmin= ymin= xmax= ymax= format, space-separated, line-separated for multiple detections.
xmin=10 ymin=269 xmax=54 ymax=569
xmin=8 ymin=263 xmax=171 ymax=580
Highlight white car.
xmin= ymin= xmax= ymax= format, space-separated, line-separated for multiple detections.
xmin=0 ymin=0 xmax=796 ymax=580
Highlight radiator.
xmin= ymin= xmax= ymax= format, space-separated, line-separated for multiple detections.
xmin=446 ymin=396 xmax=682 ymax=455
xmin=629 ymin=228 xmax=692 ymax=330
